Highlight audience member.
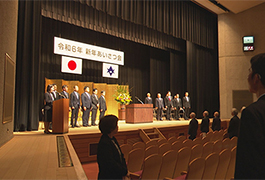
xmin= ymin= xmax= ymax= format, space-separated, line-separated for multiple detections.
xmin=228 ymin=108 xmax=240 ymax=139
xmin=211 ymin=111 xmax=221 ymax=131
xmin=200 ymin=111 xmax=210 ymax=138
xmin=188 ymin=112 xmax=198 ymax=140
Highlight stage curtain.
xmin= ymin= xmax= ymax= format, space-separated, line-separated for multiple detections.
xmin=41 ymin=0 xmax=217 ymax=50
xmin=15 ymin=0 xmax=42 ymax=131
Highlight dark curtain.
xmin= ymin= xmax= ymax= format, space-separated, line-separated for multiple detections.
xmin=186 ymin=41 xmax=219 ymax=119
xmin=15 ymin=0 xmax=42 ymax=131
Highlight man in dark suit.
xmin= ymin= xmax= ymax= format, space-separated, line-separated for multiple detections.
xmin=211 ymin=111 xmax=221 ymax=131
xmin=145 ymin=93 xmax=153 ymax=104
xmin=188 ymin=112 xmax=198 ymax=140
xmin=200 ymin=111 xmax=210 ymax=138
xmin=183 ymin=92 xmax=191 ymax=120
xmin=173 ymin=94 xmax=182 ymax=120
xmin=99 ymin=90 xmax=107 ymax=119
xmin=235 ymin=53 xmax=265 ymax=179
xmin=164 ymin=91 xmax=173 ymax=120
xmin=155 ymin=93 xmax=164 ymax=121
xmin=228 ymin=108 xmax=240 ymax=139
xmin=81 ymin=86 xmax=92 ymax=127
xmin=52 ymin=84 xmax=60 ymax=100
xmin=70 ymin=85 xmax=80 ymax=128
xmin=91 ymin=88 xmax=99 ymax=126
xmin=60 ymin=85 xmax=69 ymax=99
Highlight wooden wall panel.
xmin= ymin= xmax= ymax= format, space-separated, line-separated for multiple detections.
xmin=106 ymin=84 xmax=119 ymax=117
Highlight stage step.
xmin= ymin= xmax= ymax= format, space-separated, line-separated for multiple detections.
xmin=139 ymin=128 xmax=166 ymax=143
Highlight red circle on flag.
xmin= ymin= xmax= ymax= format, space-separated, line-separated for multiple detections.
xmin=68 ymin=60 xmax=77 ymax=70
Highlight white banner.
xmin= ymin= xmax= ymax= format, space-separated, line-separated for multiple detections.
xmin=61 ymin=56 xmax=82 ymax=74
xmin=54 ymin=37 xmax=124 ymax=65
xmin=102 ymin=63 xmax=119 ymax=79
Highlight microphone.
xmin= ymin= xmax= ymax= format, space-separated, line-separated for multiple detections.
xmin=59 ymin=93 xmax=66 ymax=99
xmin=135 ymin=96 xmax=144 ymax=104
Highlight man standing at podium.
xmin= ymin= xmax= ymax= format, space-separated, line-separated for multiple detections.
xmin=70 ymin=85 xmax=80 ymax=128
xmin=60 ymin=85 xmax=69 ymax=99
xmin=99 ymin=90 xmax=107 ymax=119
xmin=52 ymin=84 xmax=60 ymax=100
xmin=81 ymin=86 xmax=92 ymax=127
xmin=145 ymin=93 xmax=153 ymax=104
xmin=91 ymin=88 xmax=99 ymax=126
xmin=155 ymin=93 xmax=164 ymax=121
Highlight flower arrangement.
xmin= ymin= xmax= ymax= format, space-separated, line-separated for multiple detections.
xmin=114 ymin=85 xmax=132 ymax=105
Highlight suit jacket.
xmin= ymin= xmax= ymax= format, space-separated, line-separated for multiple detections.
xmin=212 ymin=117 xmax=221 ymax=131
xmin=228 ymin=115 xmax=240 ymax=139
xmin=235 ymin=95 xmax=265 ymax=179
xmin=44 ymin=92 xmax=54 ymax=110
xmin=188 ymin=118 xmax=198 ymax=137
xmin=99 ymin=95 xmax=107 ymax=111
xmin=173 ymin=98 xmax=182 ymax=108
xmin=81 ymin=92 xmax=92 ymax=109
xmin=200 ymin=117 xmax=210 ymax=133
xmin=91 ymin=94 xmax=99 ymax=110
xmin=70 ymin=91 xmax=80 ymax=108
xmin=155 ymin=98 xmax=164 ymax=109
xmin=60 ymin=91 xmax=69 ymax=99
xmin=145 ymin=97 xmax=153 ymax=104
xmin=183 ymin=96 xmax=191 ymax=108
xmin=164 ymin=96 xmax=173 ymax=108
xmin=52 ymin=91 xmax=60 ymax=100
xmin=97 ymin=134 xmax=128 ymax=180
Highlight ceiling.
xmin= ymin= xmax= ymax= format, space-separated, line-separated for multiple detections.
xmin=194 ymin=0 xmax=265 ymax=14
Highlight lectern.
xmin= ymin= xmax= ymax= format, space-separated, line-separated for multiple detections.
xmin=126 ymin=104 xmax=153 ymax=123
xmin=52 ymin=98 xmax=69 ymax=133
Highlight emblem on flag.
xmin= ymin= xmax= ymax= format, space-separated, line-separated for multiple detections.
xmin=61 ymin=56 xmax=82 ymax=74
xmin=102 ymin=63 xmax=119 ymax=79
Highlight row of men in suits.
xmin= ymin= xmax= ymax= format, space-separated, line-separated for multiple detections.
xmin=145 ymin=91 xmax=191 ymax=120
xmin=53 ymin=85 xmax=107 ymax=127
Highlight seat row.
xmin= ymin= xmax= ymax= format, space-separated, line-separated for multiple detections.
xmin=129 ymin=147 xmax=236 ymax=180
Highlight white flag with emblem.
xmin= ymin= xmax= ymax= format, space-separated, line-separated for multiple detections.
xmin=102 ymin=63 xmax=119 ymax=79
xmin=61 ymin=56 xmax=82 ymax=74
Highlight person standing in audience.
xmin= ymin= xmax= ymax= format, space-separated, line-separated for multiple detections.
xmin=228 ymin=108 xmax=240 ymax=139
xmin=60 ymin=85 xmax=69 ymax=99
xmin=188 ymin=112 xmax=198 ymax=140
xmin=99 ymin=90 xmax=107 ymax=119
xmin=235 ymin=53 xmax=265 ymax=179
xmin=164 ymin=91 xmax=173 ymax=120
xmin=155 ymin=93 xmax=164 ymax=121
xmin=81 ymin=86 xmax=92 ymax=127
xmin=173 ymin=94 xmax=182 ymax=120
xmin=183 ymin=92 xmax=191 ymax=120
xmin=52 ymin=84 xmax=60 ymax=100
xmin=70 ymin=85 xmax=80 ymax=128
xmin=200 ymin=111 xmax=210 ymax=138
xmin=97 ymin=115 xmax=128 ymax=180
xmin=43 ymin=84 xmax=54 ymax=134
xmin=91 ymin=88 xmax=99 ymax=126
xmin=145 ymin=92 xmax=153 ymax=104
xmin=211 ymin=111 xmax=221 ymax=131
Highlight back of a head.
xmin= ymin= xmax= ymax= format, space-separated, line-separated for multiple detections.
xmin=251 ymin=53 xmax=265 ymax=86
xmin=231 ymin=108 xmax=238 ymax=116
xmin=99 ymin=115 xmax=118 ymax=135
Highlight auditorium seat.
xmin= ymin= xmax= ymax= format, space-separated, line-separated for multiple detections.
xmin=222 ymin=138 xmax=231 ymax=150
xmin=158 ymin=150 xmax=178 ymax=180
xmin=130 ymin=154 xmax=162 ymax=180
xmin=202 ymin=134 xmax=212 ymax=145
xmin=157 ymin=138 xmax=168 ymax=147
xmin=212 ymin=140 xmax=223 ymax=154
xmin=214 ymin=149 xmax=231 ymax=180
xmin=201 ymin=153 xmax=219 ymax=180
xmin=230 ymin=137 xmax=238 ymax=149
xmin=144 ymin=145 xmax=159 ymax=158
xmin=193 ymin=137 xmax=202 ymax=145
xmin=225 ymin=147 xmax=237 ymax=180
xmin=132 ymin=142 xmax=145 ymax=150
xmin=185 ymin=157 xmax=205 ymax=180
xmin=158 ymin=143 xmax=171 ymax=156
xmin=168 ymin=136 xmax=177 ymax=145
xmin=182 ymin=139 xmax=193 ymax=148
xmin=172 ymin=147 xmax=191 ymax=178
xmin=176 ymin=136 xmax=186 ymax=142
xmin=190 ymin=144 xmax=203 ymax=162
xmin=145 ymin=140 xmax=157 ymax=149
xmin=120 ymin=144 xmax=132 ymax=162
xmin=211 ymin=131 xmax=219 ymax=142
xmin=127 ymin=148 xmax=145 ymax=173
xmin=171 ymin=141 xmax=183 ymax=152
xmin=201 ymin=142 xmax=214 ymax=159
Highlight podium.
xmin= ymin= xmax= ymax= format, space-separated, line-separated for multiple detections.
xmin=126 ymin=104 xmax=153 ymax=123
xmin=52 ymin=98 xmax=69 ymax=133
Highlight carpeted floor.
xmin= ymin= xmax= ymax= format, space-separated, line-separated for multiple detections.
xmin=82 ymin=162 xmax=99 ymax=180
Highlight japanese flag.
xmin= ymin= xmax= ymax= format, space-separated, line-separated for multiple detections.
xmin=61 ymin=56 xmax=82 ymax=74
xmin=102 ymin=63 xmax=119 ymax=79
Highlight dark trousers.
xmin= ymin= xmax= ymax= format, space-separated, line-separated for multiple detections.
xmin=166 ymin=106 xmax=171 ymax=120
xmin=91 ymin=108 xmax=97 ymax=125
xmin=82 ymin=108 xmax=90 ymax=126
xmin=99 ymin=110 xmax=105 ymax=120
xmin=156 ymin=108 xmax=163 ymax=120
xmin=189 ymin=134 xmax=196 ymax=140
xmin=71 ymin=106 xmax=79 ymax=127
xmin=184 ymin=107 xmax=190 ymax=120
xmin=175 ymin=107 xmax=180 ymax=119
